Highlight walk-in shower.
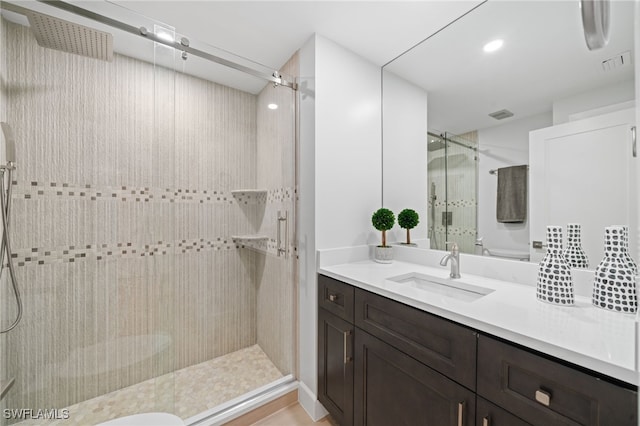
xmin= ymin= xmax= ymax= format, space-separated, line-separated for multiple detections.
xmin=0 ymin=1 xmax=297 ymax=424
xmin=427 ymin=131 xmax=478 ymax=253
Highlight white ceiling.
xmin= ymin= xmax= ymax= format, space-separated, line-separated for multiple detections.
xmin=385 ymin=0 xmax=635 ymax=134
xmin=108 ymin=1 xmax=482 ymax=68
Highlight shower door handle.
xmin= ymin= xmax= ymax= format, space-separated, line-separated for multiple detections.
xmin=632 ymin=126 xmax=637 ymax=158
xmin=277 ymin=211 xmax=288 ymax=258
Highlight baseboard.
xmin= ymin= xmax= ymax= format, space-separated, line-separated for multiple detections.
xmin=298 ymin=381 xmax=328 ymax=422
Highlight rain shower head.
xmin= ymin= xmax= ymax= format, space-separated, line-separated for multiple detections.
xmin=0 ymin=123 xmax=16 ymax=164
xmin=26 ymin=11 xmax=113 ymax=62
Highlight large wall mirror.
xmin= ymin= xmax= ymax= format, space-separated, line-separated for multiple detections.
xmin=382 ymin=0 xmax=637 ymax=268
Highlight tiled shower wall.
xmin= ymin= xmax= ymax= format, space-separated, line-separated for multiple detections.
xmin=1 ymin=19 xmax=295 ymax=416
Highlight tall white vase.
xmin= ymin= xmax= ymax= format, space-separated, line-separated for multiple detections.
xmin=592 ymin=226 xmax=637 ymax=313
xmin=536 ymin=226 xmax=574 ymax=305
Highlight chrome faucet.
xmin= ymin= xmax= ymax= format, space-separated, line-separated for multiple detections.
xmin=440 ymin=242 xmax=461 ymax=279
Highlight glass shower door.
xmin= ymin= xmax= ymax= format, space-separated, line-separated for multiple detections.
xmin=0 ymin=3 xmax=181 ymax=424
xmin=428 ymin=132 xmax=478 ymax=253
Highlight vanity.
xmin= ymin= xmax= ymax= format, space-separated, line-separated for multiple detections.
xmin=316 ymin=257 xmax=638 ymax=426
xmin=316 ymin=0 xmax=639 ymax=423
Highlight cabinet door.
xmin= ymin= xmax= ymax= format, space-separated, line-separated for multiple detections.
xmin=476 ymin=397 xmax=532 ymax=426
xmin=318 ymin=308 xmax=354 ymax=426
xmin=354 ymin=330 xmax=475 ymax=426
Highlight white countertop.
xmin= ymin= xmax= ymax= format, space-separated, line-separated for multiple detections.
xmin=319 ymin=259 xmax=638 ymax=386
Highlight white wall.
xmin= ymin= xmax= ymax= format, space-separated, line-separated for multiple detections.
xmin=315 ymin=36 xmax=383 ymax=249
xmin=553 ymin=79 xmax=635 ymax=125
xmin=477 ymin=112 xmax=552 ymax=253
xmin=382 ymin=70 xmax=428 ymax=245
xmin=298 ymin=34 xmax=382 ymax=420
xmin=297 ymin=34 xmax=323 ymax=419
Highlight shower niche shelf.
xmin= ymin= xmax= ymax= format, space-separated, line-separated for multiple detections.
xmin=230 ymin=189 xmax=267 ymax=196
xmin=231 ymin=235 xmax=268 ymax=242
xmin=231 ymin=189 xmax=267 ymax=205
xmin=232 ymin=235 xmax=270 ymax=255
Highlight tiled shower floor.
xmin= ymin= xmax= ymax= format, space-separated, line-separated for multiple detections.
xmin=17 ymin=345 xmax=284 ymax=425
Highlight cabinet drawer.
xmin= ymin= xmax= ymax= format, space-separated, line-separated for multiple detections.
xmin=319 ymin=274 xmax=355 ymax=322
xmin=354 ymin=288 xmax=477 ymax=390
xmin=476 ymin=397 xmax=532 ymax=426
xmin=477 ymin=335 xmax=637 ymax=426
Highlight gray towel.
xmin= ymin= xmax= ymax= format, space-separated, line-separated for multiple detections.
xmin=496 ymin=165 xmax=527 ymax=223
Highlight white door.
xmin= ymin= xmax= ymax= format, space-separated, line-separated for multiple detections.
xmin=529 ymin=108 xmax=637 ymax=265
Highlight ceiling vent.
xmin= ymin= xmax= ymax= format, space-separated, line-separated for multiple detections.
xmin=601 ymin=51 xmax=632 ymax=71
xmin=488 ymin=109 xmax=514 ymax=120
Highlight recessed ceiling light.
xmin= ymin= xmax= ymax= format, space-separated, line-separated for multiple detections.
xmin=268 ymin=103 xmax=278 ymax=110
xmin=483 ymin=39 xmax=504 ymax=53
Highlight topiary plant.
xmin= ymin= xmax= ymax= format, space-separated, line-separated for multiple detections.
xmin=372 ymin=208 xmax=395 ymax=247
xmin=398 ymin=209 xmax=420 ymax=245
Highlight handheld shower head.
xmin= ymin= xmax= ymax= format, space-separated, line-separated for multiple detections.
xmin=0 ymin=123 xmax=16 ymax=165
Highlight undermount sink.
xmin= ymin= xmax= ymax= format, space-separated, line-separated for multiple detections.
xmin=386 ymin=272 xmax=494 ymax=302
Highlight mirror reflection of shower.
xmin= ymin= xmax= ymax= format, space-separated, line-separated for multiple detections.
xmin=429 ymin=181 xmax=438 ymax=248
xmin=427 ymin=131 xmax=478 ymax=253
xmin=0 ymin=123 xmax=22 ymax=334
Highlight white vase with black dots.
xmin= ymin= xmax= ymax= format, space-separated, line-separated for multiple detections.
xmin=536 ymin=225 xmax=574 ymax=305
xmin=563 ymin=223 xmax=589 ymax=268
xmin=592 ymin=226 xmax=638 ymax=314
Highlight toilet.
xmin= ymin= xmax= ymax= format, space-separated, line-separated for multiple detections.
xmin=485 ymin=248 xmax=530 ymax=261
xmin=97 ymin=413 xmax=184 ymax=426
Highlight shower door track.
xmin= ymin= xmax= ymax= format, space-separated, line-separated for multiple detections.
xmin=3 ymin=0 xmax=297 ymax=90
xmin=186 ymin=375 xmax=297 ymax=426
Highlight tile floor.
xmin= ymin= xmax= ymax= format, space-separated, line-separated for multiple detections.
xmin=16 ymin=345 xmax=283 ymax=425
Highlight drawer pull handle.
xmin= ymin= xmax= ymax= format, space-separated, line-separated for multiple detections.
xmin=482 ymin=416 xmax=490 ymax=426
xmin=535 ymin=389 xmax=551 ymax=406
xmin=328 ymin=293 xmax=338 ymax=302
xmin=457 ymin=402 xmax=464 ymax=426
xmin=343 ymin=330 xmax=352 ymax=364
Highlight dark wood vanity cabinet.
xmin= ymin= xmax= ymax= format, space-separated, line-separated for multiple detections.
xmin=318 ymin=274 xmax=476 ymax=426
xmin=317 ymin=274 xmax=638 ymax=426
xmin=318 ymin=275 xmax=355 ymax=426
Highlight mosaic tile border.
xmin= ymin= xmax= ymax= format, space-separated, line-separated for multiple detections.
xmin=11 ymin=182 xmax=295 ymax=205
xmin=10 ymin=238 xmax=238 ymax=267
xmin=432 ymin=226 xmax=477 ymax=237
xmin=430 ymin=199 xmax=477 ymax=208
